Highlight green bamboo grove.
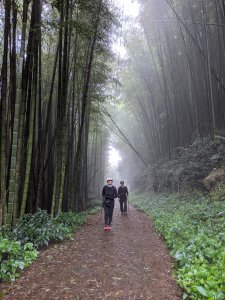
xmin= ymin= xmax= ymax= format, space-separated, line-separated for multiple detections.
xmin=116 ymin=0 xmax=225 ymax=166
xmin=0 ymin=0 xmax=115 ymax=226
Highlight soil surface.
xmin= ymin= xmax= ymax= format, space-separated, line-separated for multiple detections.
xmin=1 ymin=202 xmax=182 ymax=300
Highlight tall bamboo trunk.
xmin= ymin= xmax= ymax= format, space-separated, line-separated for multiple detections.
xmin=58 ymin=0 xmax=71 ymax=213
xmin=7 ymin=0 xmax=30 ymax=225
xmin=51 ymin=1 xmax=64 ymax=218
xmin=73 ymin=1 xmax=102 ymax=210
xmin=36 ymin=45 xmax=59 ymax=210
xmin=0 ymin=0 xmax=11 ymax=226
xmin=20 ymin=0 xmax=41 ymax=219
xmin=201 ymin=0 xmax=216 ymax=137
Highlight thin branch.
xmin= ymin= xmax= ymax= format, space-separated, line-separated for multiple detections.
xmin=101 ymin=106 xmax=148 ymax=167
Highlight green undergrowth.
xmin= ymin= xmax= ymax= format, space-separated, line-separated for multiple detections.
xmin=0 ymin=200 xmax=101 ymax=282
xmin=149 ymin=137 xmax=225 ymax=192
xmin=85 ymin=198 xmax=102 ymax=215
xmin=130 ymin=189 xmax=225 ymax=300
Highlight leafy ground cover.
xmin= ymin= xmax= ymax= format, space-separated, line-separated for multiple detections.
xmin=129 ymin=189 xmax=225 ymax=299
xmin=0 ymin=201 xmax=101 ymax=282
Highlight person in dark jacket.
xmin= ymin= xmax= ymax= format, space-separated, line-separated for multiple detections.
xmin=118 ymin=180 xmax=129 ymax=215
xmin=102 ymin=177 xmax=118 ymax=231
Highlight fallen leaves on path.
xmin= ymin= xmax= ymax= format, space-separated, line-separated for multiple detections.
xmin=0 ymin=203 xmax=182 ymax=299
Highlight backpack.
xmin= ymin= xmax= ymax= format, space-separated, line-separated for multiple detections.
xmin=118 ymin=186 xmax=128 ymax=198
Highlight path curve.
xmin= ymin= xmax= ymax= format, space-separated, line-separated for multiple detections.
xmin=1 ymin=202 xmax=182 ymax=299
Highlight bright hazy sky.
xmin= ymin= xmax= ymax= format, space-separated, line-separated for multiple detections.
xmin=112 ymin=0 xmax=140 ymax=58
xmin=115 ymin=0 xmax=140 ymax=17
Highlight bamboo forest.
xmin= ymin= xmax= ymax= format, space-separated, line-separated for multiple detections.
xmin=0 ymin=0 xmax=225 ymax=299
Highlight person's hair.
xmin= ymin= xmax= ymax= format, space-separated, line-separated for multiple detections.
xmin=120 ymin=180 xmax=124 ymax=184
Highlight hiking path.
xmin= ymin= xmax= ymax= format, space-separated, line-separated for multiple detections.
xmin=1 ymin=202 xmax=182 ymax=300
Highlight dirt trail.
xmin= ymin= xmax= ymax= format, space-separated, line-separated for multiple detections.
xmin=1 ymin=202 xmax=182 ymax=300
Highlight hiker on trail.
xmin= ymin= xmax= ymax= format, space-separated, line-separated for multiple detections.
xmin=102 ymin=177 xmax=118 ymax=231
xmin=118 ymin=180 xmax=129 ymax=215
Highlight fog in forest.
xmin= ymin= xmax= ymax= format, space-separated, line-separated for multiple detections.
xmin=107 ymin=0 xmax=225 ymax=193
xmin=1 ymin=0 xmax=225 ymax=220
xmin=1 ymin=1 xmax=225 ymax=297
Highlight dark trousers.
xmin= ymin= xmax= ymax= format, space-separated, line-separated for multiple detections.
xmin=119 ymin=198 xmax=127 ymax=213
xmin=104 ymin=200 xmax=114 ymax=226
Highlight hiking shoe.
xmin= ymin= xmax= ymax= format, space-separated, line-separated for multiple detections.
xmin=104 ymin=225 xmax=109 ymax=230
xmin=108 ymin=226 xmax=112 ymax=230
xmin=121 ymin=212 xmax=124 ymax=216
xmin=124 ymin=212 xmax=127 ymax=215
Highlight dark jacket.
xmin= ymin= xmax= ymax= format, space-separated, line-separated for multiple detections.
xmin=118 ymin=186 xmax=128 ymax=199
xmin=102 ymin=185 xmax=118 ymax=200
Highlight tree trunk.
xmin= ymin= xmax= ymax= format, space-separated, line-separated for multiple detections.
xmin=0 ymin=0 xmax=11 ymax=226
